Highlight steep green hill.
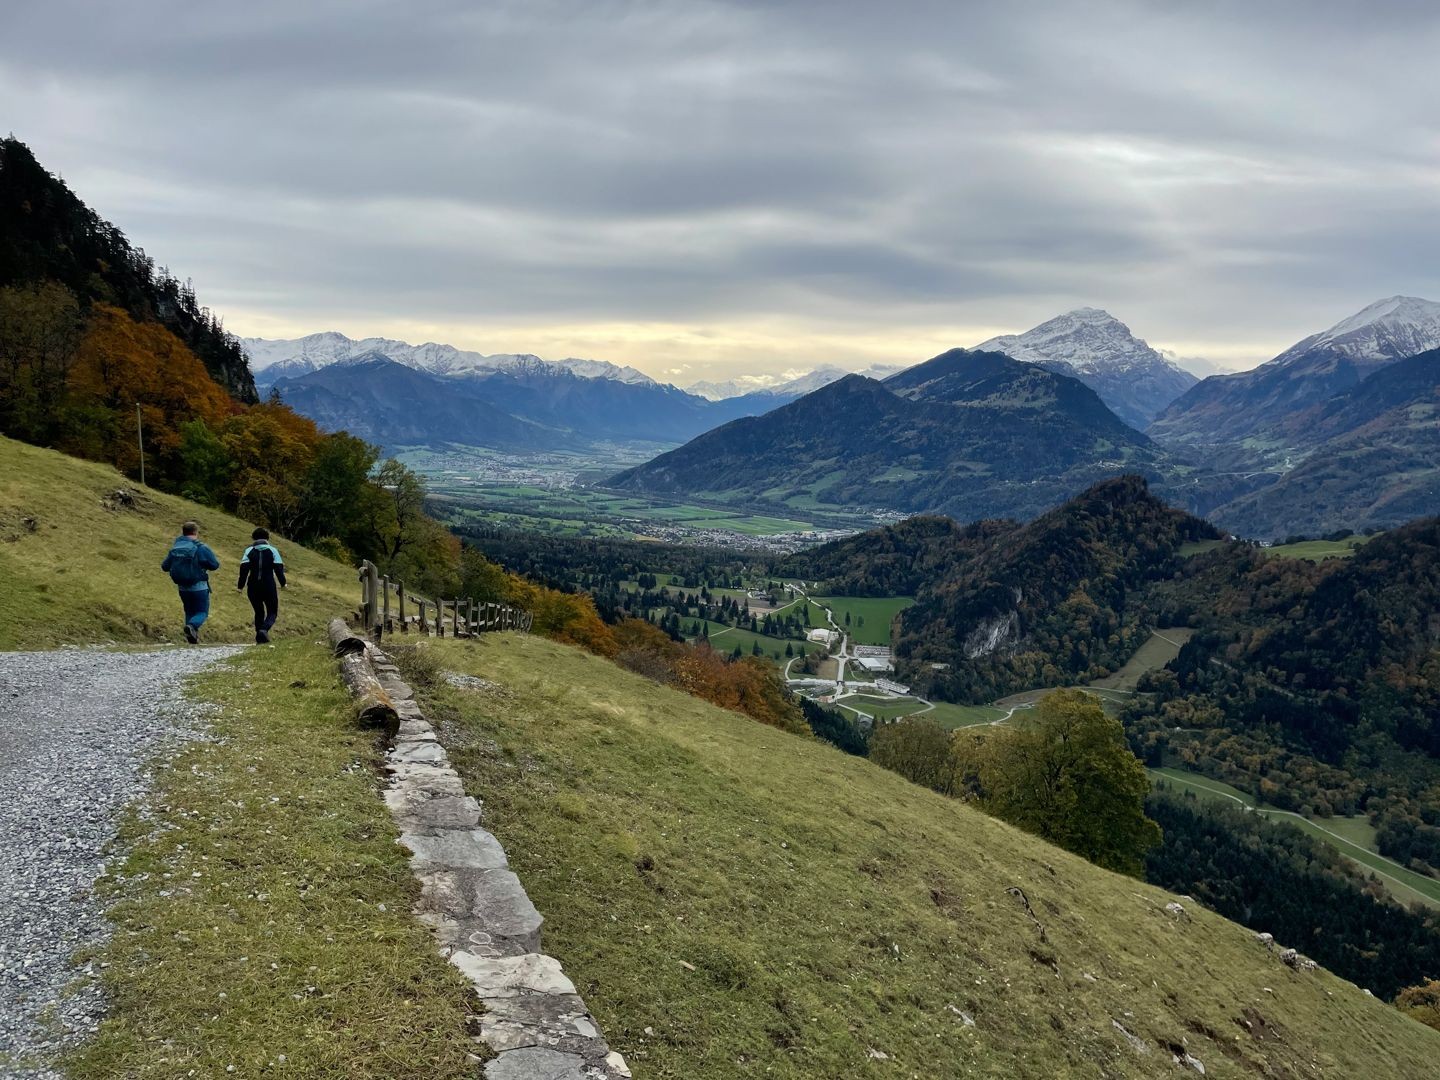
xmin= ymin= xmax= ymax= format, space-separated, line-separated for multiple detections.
xmin=0 ymin=434 xmax=357 ymax=647
xmin=420 ymin=631 xmax=1440 ymax=1077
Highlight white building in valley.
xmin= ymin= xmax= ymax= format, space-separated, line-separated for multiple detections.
xmin=806 ymin=628 xmax=839 ymax=646
xmin=875 ymin=677 xmax=911 ymax=696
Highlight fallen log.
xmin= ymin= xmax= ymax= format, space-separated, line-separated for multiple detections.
xmin=328 ymin=617 xmax=368 ymax=657
xmin=337 ymin=651 xmax=400 ymax=738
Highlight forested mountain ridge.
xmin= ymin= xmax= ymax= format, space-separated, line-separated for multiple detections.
xmin=0 ymin=138 xmax=256 ymax=402
xmin=607 ymin=349 xmax=1191 ymax=523
xmin=1203 ymin=348 xmax=1440 ymax=538
xmin=893 ymin=476 xmax=1217 ymax=701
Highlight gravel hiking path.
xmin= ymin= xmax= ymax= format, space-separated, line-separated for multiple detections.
xmin=0 ymin=646 xmax=243 ymax=1079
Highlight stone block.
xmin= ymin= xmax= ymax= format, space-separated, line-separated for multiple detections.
xmin=452 ymin=952 xmax=576 ymax=998
xmin=400 ymin=828 xmax=508 ymax=871
xmin=420 ymin=868 xmax=543 ymax=951
xmin=391 ymin=740 xmax=450 ymax=765
xmin=385 ymin=790 xmax=482 ymax=831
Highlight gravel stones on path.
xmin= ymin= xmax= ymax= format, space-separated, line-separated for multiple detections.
xmin=0 ymin=646 xmax=243 ymax=1079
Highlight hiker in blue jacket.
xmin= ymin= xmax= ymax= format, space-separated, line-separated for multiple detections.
xmin=237 ymin=527 xmax=287 ymax=644
xmin=161 ymin=521 xmax=220 ymax=644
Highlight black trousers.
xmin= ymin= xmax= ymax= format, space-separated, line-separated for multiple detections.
xmin=247 ymin=583 xmax=279 ymax=632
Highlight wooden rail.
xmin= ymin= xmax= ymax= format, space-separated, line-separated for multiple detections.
xmin=356 ymin=560 xmax=534 ymax=640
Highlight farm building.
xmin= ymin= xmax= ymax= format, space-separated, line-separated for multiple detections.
xmin=806 ymin=628 xmax=839 ymax=646
xmin=875 ymin=678 xmax=911 ymax=695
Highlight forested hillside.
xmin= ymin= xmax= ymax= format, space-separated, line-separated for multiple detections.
xmin=0 ymin=138 xmax=255 ymax=401
xmin=1128 ymin=519 xmax=1440 ymax=874
xmin=607 ymin=350 xmax=1190 ymax=523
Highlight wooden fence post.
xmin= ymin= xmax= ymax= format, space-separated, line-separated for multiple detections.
xmin=464 ymin=597 xmax=473 ymax=637
xmin=397 ymin=582 xmax=406 ymax=631
xmin=380 ymin=575 xmax=391 ymax=637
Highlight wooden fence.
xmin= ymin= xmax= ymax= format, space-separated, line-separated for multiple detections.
xmin=356 ymin=559 xmax=534 ymax=640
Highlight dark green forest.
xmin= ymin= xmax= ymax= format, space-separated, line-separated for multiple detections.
xmin=1147 ymin=788 xmax=1440 ymax=999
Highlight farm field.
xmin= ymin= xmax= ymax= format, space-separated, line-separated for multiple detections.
xmin=1149 ymin=767 xmax=1440 ymax=910
xmin=811 ymin=596 xmax=914 ymax=646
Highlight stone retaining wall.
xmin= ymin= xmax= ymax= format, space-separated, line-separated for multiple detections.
xmin=342 ymin=637 xmax=631 ymax=1079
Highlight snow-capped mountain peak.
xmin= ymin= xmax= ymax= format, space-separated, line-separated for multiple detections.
xmin=1275 ymin=295 xmax=1440 ymax=366
xmin=241 ymin=331 xmax=657 ymax=387
xmin=974 ymin=308 xmax=1198 ymax=428
xmin=975 ymin=308 xmax=1185 ymax=377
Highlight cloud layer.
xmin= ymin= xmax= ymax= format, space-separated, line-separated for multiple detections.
xmin=5 ymin=0 xmax=1439 ymax=379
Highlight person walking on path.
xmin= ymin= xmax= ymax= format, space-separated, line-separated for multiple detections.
xmin=237 ymin=527 xmax=287 ymax=644
xmin=161 ymin=521 xmax=220 ymax=644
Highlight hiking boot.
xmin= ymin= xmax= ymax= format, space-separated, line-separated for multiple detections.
xmin=184 ymin=624 xmax=199 ymax=644
xmin=256 ymin=629 xmax=269 ymax=644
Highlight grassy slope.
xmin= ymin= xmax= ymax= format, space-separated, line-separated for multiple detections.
xmin=1266 ymin=535 xmax=1373 ymax=561
xmin=68 ymin=640 xmax=476 ymax=1077
xmin=422 ymin=633 xmax=1440 ymax=1079
xmin=0 ymin=435 xmax=357 ymax=648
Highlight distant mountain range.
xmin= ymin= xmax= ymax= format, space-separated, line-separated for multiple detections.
xmin=244 ymin=331 xmax=657 ymax=389
xmin=1149 ymin=296 xmax=1440 ymax=538
xmin=1150 ymin=296 xmax=1440 ymax=449
xmin=606 ymin=348 xmax=1193 ymax=522
xmin=685 ymin=364 xmax=906 ymax=401
xmin=256 ymin=334 xmax=798 ymax=450
xmin=975 ymin=308 xmax=1198 ymax=429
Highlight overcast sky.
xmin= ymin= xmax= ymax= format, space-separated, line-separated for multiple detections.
xmin=5 ymin=0 xmax=1439 ymax=383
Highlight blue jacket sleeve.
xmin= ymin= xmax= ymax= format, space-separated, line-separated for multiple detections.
xmin=273 ymin=548 xmax=287 ymax=587
xmin=200 ymin=543 xmax=220 ymax=571
xmin=161 ymin=550 xmax=173 ymax=572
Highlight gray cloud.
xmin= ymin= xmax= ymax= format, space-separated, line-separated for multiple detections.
xmin=3 ymin=0 xmax=1440 ymax=374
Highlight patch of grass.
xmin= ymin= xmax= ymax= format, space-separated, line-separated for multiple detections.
xmin=419 ymin=633 xmax=1440 ymax=1078
xmin=0 ymin=435 xmax=358 ymax=649
xmin=1178 ymin=539 xmax=1226 ymax=558
xmin=1267 ymin=535 xmax=1374 ymax=561
xmin=66 ymin=639 xmax=476 ymax=1078
xmin=1090 ymin=629 xmax=1194 ymax=692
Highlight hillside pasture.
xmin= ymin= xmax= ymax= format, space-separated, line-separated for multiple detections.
xmin=0 ymin=436 xmax=357 ymax=649
xmin=418 ymin=632 xmax=1440 ymax=1078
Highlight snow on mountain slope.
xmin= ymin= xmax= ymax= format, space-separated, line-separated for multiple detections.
xmin=242 ymin=331 xmax=656 ymax=386
xmin=975 ymin=309 xmax=1197 ymax=428
xmin=1270 ymin=295 xmax=1440 ymax=368
xmin=976 ymin=308 xmax=1188 ymax=377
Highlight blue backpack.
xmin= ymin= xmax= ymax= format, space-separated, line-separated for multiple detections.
xmin=167 ymin=539 xmax=206 ymax=588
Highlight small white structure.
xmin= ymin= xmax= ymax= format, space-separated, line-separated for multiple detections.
xmin=806 ymin=628 xmax=839 ymax=646
xmin=875 ymin=677 xmax=911 ymax=696
xmin=853 ymin=656 xmax=894 ymax=674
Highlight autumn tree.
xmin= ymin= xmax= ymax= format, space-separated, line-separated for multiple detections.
xmin=1395 ymin=980 xmax=1440 ymax=1033
xmin=870 ymin=718 xmax=956 ymax=794
xmin=976 ymin=689 xmax=1160 ymax=875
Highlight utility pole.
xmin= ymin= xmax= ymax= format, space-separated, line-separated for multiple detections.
xmin=136 ymin=403 xmax=146 ymax=487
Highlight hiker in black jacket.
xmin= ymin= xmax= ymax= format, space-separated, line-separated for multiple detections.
xmin=237 ymin=527 xmax=287 ymax=644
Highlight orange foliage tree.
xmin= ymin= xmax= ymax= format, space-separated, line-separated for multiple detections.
xmin=62 ymin=304 xmax=233 ymax=482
